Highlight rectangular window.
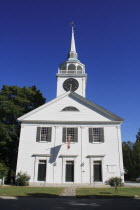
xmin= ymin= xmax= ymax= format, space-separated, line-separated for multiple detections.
xmin=41 ymin=127 xmax=48 ymax=141
xmin=36 ymin=127 xmax=52 ymax=142
xmin=89 ymin=128 xmax=104 ymax=143
xmin=62 ymin=127 xmax=78 ymax=143
xmin=93 ymin=128 xmax=101 ymax=142
xmin=67 ymin=128 xmax=74 ymax=142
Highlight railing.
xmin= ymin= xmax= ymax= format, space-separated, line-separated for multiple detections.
xmin=58 ymin=70 xmax=84 ymax=74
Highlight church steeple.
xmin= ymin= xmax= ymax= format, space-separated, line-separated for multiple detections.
xmin=56 ymin=25 xmax=87 ymax=98
xmin=68 ymin=25 xmax=78 ymax=60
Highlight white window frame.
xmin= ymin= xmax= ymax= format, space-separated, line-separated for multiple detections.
xmin=92 ymin=128 xmax=101 ymax=142
xmin=66 ymin=127 xmax=75 ymax=142
xmin=40 ymin=127 xmax=48 ymax=142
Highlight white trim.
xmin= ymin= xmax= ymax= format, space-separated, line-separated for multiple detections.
xmin=20 ymin=120 xmax=122 ymax=125
xmin=32 ymin=154 xmax=51 ymax=157
xmin=87 ymin=155 xmax=105 ymax=158
xmin=34 ymin=157 xmax=49 ymax=183
xmin=89 ymin=156 xmax=104 ymax=184
xmin=59 ymin=155 xmax=78 ymax=157
xmin=117 ymin=126 xmax=122 ymax=178
xmin=61 ymin=156 xmax=77 ymax=183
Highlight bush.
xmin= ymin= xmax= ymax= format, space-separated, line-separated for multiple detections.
xmin=16 ymin=172 xmax=30 ymax=186
xmin=105 ymin=177 xmax=123 ymax=187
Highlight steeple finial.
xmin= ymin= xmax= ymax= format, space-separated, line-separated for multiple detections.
xmin=68 ymin=22 xmax=78 ymax=60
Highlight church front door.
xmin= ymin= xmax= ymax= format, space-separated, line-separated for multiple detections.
xmin=65 ymin=161 xmax=74 ymax=182
xmin=37 ymin=160 xmax=47 ymax=181
xmin=94 ymin=161 xmax=102 ymax=182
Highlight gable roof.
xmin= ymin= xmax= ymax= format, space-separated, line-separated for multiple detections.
xmin=69 ymin=92 xmax=124 ymax=121
xmin=18 ymin=91 xmax=124 ymax=122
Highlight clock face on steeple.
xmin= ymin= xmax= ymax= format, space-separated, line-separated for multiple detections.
xmin=63 ymin=78 xmax=79 ymax=92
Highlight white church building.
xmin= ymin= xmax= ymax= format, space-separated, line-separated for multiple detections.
xmin=16 ymin=27 xmax=124 ymax=185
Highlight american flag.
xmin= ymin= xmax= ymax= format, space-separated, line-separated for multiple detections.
xmin=67 ymin=135 xmax=71 ymax=149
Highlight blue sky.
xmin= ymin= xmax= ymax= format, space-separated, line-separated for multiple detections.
xmin=0 ymin=0 xmax=140 ymax=142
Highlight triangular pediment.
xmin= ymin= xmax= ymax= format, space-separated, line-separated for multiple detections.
xmin=18 ymin=91 xmax=123 ymax=123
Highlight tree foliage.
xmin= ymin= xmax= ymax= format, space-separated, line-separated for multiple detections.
xmin=136 ymin=128 xmax=140 ymax=143
xmin=0 ymin=85 xmax=46 ymax=182
xmin=0 ymin=162 xmax=8 ymax=179
xmin=122 ymin=128 xmax=140 ymax=180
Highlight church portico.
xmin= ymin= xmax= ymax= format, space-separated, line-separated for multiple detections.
xmin=16 ymin=26 xmax=124 ymax=185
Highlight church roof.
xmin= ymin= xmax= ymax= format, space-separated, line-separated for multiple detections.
xmin=69 ymin=91 xmax=124 ymax=121
xmin=18 ymin=91 xmax=124 ymax=122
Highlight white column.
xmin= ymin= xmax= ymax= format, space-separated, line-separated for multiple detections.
xmin=116 ymin=125 xmax=124 ymax=182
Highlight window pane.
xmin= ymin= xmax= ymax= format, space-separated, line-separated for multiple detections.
xmin=41 ymin=127 xmax=48 ymax=141
xmin=93 ymin=128 xmax=100 ymax=142
xmin=67 ymin=128 xmax=74 ymax=142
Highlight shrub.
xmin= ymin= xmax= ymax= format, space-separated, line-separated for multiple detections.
xmin=105 ymin=177 xmax=123 ymax=187
xmin=16 ymin=172 xmax=30 ymax=186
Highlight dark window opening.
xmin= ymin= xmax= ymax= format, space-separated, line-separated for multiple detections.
xmin=61 ymin=106 xmax=79 ymax=111
xmin=68 ymin=64 xmax=76 ymax=70
xmin=77 ymin=65 xmax=82 ymax=70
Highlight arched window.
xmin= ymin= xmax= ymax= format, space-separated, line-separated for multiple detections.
xmin=68 ymin=64 xmax=76 ymax=70
xmin=61 ymin=106 xmax=79 ymax=111
xmin=77 ymin=65 xmax=82 ymax=70
xmin=61 ymin=64 xmax=66 ymax=70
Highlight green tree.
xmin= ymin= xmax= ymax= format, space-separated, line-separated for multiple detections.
xmin=0 ymin=162 xmax=8 ymax=179
xmin=136 ymin=128 xmax=140 ymax=143
xmin=133 ymin=129 xmax=140 ymax=177
xmin=122 ymin=129 xmax=140 ymax=180
xmin=0 ymin=85 xmax=46 ymax=182
xmin=122 ymin=141 xmax=135 ymax=179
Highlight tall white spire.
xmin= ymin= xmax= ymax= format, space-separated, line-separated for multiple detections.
xmin=68 ymin=23 xmax=78 ymax=60
xmin=70 ymin=26 xmax=76 ymax=52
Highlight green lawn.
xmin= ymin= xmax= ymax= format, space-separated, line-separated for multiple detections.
xmin=0 ymin=186 xmax=63 ymax=197
xmin=1 ymin=186 xmax=140 ymax=198
xmin=76 ymin=187 xmax=140 ymax=198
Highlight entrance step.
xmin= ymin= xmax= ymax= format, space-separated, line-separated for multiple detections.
xmin=30 ymin=183 xmax=109 ymax=188
xmin=60 ymin=187 xmax=76 ymax=196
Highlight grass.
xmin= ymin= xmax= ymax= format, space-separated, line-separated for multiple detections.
xmin=0 ymin=186 xmax=63 ymax=197
xmin=0 ymin=186 xmax=140 ymax=198
xmin=76 ymin=187 xmax=140 ymax=198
